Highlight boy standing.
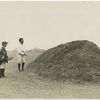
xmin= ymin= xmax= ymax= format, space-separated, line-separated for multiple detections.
xmin=0 ymin=41 xmax=13 ymax=77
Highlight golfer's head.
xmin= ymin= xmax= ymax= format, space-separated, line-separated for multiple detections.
xmin=19 ymin=38 xmax=24 ymax=44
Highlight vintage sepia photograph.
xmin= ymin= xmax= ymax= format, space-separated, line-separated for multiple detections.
xmin=0 ymin=0 xmax=100 ymax=99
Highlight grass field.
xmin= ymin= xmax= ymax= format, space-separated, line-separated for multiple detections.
xmin=0 ymin=50 xmax=100 ymax=98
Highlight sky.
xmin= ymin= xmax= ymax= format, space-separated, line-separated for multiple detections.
xmin=0 ymin=1 xmax=100 ymax=50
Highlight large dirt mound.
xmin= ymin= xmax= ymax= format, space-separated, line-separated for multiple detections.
xmin=29 ymin=40 xmax=100 ymax=83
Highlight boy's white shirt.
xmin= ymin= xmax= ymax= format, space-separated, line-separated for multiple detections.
xmin=17 ymin=43 xmax=26 ymax=55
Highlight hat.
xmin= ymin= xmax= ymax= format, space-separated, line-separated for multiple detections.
xmin=2 ymin=41 xmax=8 ymax=45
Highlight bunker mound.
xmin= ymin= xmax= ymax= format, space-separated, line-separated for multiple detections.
xmin=29 ymin=40 xmax=100 ymax=83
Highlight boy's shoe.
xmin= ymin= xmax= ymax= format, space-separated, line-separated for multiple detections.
xmin=3 ymin=75 xmax=7 ymax=78
xmin=0 ymin=75 xmax=7 ymax=78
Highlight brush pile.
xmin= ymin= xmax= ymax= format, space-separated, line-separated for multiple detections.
xmin=29 ymin=40 xmax=100 ymax=83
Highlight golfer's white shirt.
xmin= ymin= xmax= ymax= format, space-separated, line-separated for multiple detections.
xmin=17 ymin=43 xmax=26 ymax=63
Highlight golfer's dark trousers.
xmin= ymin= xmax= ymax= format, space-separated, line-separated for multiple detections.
xmin=18 ymin=62 xmax=25 ymax=71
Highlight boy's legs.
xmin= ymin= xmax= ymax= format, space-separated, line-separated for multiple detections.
xmin=0 ymin=68 xmax=2 ymax=77
xmin=1 ymin=68 xmax=5 ymax=77
xmin=0 ymin=64 xmax=6 ymax=77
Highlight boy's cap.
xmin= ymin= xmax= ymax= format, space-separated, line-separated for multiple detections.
xmin=2 ymin=41 xmax=8 ymax=45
